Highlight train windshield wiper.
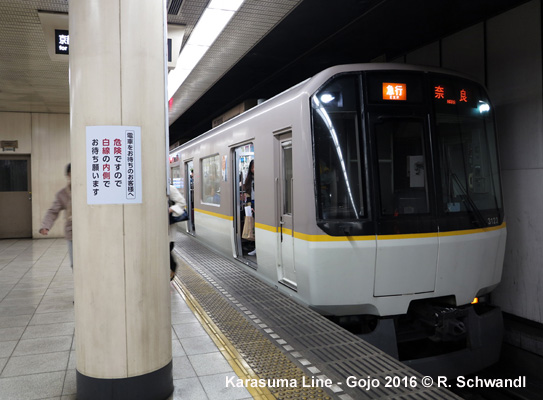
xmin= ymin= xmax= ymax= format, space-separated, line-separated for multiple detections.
xmin=449 ymin=172 xmax=487 ymax=227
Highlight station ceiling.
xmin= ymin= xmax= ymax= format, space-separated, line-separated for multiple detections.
xmin=0 ymin=0 xmax=530 ymax=146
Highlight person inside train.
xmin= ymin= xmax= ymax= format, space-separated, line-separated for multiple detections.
xmin=243 ymin=160 xmax=256 ymax=256
xmin=319 ymin=159 xmax=333 ymax=210
xmin=169 ymin=184 xmax=188 ymax=224
xmin=168 ymin=184 xmax=187 ymax=280
xmin=39 ymin=163 xmax=73 ymax=269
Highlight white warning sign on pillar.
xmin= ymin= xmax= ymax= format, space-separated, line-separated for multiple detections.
xmin=86 ymin=126 xmax=142 ymax=204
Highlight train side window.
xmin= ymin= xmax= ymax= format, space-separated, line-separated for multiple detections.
xmin=201 ymin=154 xmax=221 ymax=205
xmin=171 ymin=166 xmax=182 ymax=189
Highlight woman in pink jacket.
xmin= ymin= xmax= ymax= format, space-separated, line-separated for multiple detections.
xmin=39 ymin=163 xmax=72 ymax=269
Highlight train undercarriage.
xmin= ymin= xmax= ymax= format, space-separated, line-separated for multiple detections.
xmin=331 ymin=297 xmax=503 ymax=377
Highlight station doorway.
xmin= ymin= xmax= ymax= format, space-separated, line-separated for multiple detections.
xmin=0 ymin=155 xmax=32 ymax=238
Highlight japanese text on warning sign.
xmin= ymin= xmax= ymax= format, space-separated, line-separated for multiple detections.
xmin=86 ymin=126 xmax=142 ymax=204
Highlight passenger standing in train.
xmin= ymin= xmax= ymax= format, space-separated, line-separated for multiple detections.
xmin=189 ymin=169 xmax=195 ymax=230
xmin=168 ymin=184 xmax=186 ymax=280
xmin=243 ymin=160 xmax=256 ymax=256
xmin=39 ymin=163 xmax=73 ymax=269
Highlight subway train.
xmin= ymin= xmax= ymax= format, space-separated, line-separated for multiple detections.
xmin=169 ymin=63 xmax=506 ymax=376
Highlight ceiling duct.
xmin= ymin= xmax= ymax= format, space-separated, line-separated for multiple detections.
xmin=168 ymin=0 xmax=184 ymax=15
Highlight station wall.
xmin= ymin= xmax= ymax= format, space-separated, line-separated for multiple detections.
xmin=0 ymin=0 xmax=541 ymax=358
xmin=398 ymin=0 xmax=543 ymax=353
xmin=0 ymin=112 xmax=70 ymax=239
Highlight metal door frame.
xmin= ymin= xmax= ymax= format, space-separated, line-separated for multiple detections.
xmin=276 ymin=133 xmax=297 ymax=289
xmin=232 ymin=144 xmax=256 ymax=267
xmin=184 ymin=160 xmax=195 ymax=235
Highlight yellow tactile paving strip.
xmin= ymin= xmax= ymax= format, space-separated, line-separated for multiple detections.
xmin=171 ymin=258 xmax=332 ymax=400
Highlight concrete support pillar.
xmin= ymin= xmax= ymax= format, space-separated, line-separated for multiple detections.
xmin=69 ymin=1 xmax=173 ymax=399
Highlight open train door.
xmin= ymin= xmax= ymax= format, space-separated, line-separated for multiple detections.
xmin=233 ymin=144 xmax=256 ymax=266
xmin=184 ymin=160 xmax=195 ymax=234
xmin=275 ymin=133 xmax=297 ymax=289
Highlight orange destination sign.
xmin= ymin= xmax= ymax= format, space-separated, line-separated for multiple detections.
xmin=382 ymin=82 xmax=407 ymax=101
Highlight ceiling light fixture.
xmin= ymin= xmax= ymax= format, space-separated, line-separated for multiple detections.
xmin=168 ymin=0 xmax=245 ymax=100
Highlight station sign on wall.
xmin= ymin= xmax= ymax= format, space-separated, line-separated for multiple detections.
xmin=86 ymin=126 xmax=142 ymax=205
xmin=55 ymin=29 xmax=69 ymax=54
xmin=50 ymin=29 xmax=180 ymax=61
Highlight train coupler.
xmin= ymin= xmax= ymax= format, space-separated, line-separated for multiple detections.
xmin=412 ymin=303 xmax=469 ymax=342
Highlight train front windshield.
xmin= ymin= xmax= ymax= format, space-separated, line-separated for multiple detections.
xmin=432 ymin=76 xmax=503 ymax=229
xmin=311 ymin=70 xmax=504 ymax=236
xmin=311 ymin=75 xmax=366 ymax=222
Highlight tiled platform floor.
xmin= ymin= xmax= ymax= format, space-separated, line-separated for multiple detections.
xmin=0 ymin=238 xmax=251 ymax=400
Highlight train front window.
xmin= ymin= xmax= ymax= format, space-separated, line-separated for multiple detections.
xmin=375 ymin=119 xmax=429 ymax=216
xmin=311 ymin=75 xmax=366 ymax=222
xmin=433 ymin=77 xmax=503 ymax=226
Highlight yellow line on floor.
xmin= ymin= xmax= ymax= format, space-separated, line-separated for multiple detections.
xmin=171 ymin=276 xmax=276 ymax=400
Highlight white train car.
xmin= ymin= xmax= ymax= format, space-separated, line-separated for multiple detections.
xmin=169 ymin=64 xmax=506 ymax=376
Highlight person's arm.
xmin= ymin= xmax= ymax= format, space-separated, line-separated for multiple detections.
xmin=169 ymin=186 xmax=186 ymax=216
xmin=39 ymin=191 xmax=64 ymax=235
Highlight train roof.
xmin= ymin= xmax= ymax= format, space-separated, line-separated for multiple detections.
xmin=170 ymin=63 xmax=481 ymax=153
xmin=315 ymin=62 xmax=479 ymax=81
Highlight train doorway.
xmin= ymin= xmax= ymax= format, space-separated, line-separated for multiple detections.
xmin=369 ymin=113 xmax=438 ymax=296
xmin=0 ymin=155 xmax=32 ymax=239
xmin=233 ymin=144 xmax=256 ymax=266
xmin=276 ymin=133 xmax=297 ymax=289
xmin=185 ymin=160 xmax=195 ymax=234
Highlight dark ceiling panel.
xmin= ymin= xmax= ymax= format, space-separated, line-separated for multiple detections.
xmin=169 ymin=0 xmax=530 ymax=145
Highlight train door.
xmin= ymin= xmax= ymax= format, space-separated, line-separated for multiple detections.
xmin=185 ymin=160 xmax=195 ymax=234
xmin=233 ymin=144 xmax=256 ymax=265
xmin=276 ymin=133 xmax=297 ymax=288
xmin=0 ymin=155 xmax=32 ymax=239
xmin=369 ymin=114 xmax=438 ymax=296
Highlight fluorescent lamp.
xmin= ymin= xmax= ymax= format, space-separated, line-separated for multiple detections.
xmin=187 ymin=8 xmax=235 ymax=47
xmin=168 ymin=0 xmax=245 ymax=100
xmin=209 ymin=0 xmax=244 ymax=11
xmin=176 ymin=44 xmax=208 ymax=70
xmin=168 ymin=69 xmax=190 ymax=98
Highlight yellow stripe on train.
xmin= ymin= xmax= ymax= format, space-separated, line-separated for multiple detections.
xmin=195 ymin=210 xmax=506 ymax=241
xmin=194 ymin=208 xmax=233 ymax=221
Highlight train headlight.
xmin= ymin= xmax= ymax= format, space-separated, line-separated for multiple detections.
xmin=478 ymin=101 xmax=490 ymax=114
xmin=320 ymin=93 xmax=335 ymax=104
xmin=471 ymin=297 xmax=479 ymax=304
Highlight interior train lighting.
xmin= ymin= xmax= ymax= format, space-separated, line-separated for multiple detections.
xmin=168 ymin=0 xmax=245 ymax=100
